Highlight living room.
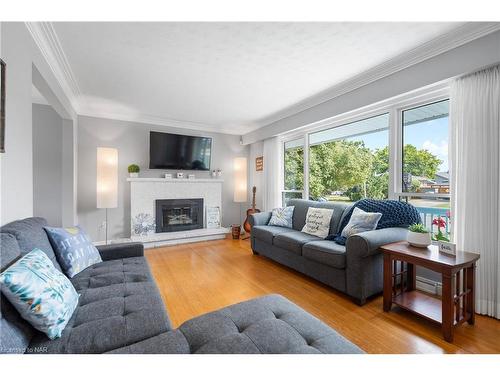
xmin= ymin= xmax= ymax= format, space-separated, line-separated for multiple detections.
xmin=1 ymin=0 xmax=499 ymax=372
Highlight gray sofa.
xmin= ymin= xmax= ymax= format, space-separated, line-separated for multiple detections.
xmin=0 ymin=217 xmax=363 ymax=354
xmin=250 ymin=199 xmax=409 ymax=305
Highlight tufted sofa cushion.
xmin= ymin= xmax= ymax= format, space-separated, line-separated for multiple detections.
xmin=0 ymin=217 xmax=62 ymax=271
xmin=27 ymin=257 xmax=171 ymax=354
xmin=107 ymin=294 xmax=363 ymax=354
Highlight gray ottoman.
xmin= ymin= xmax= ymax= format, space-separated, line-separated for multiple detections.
xmin=108 ymin=294 xmax=364 ymax=354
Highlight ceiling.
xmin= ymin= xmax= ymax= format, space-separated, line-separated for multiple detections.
xmin=49 ymin=22 xmax=468 ymax=134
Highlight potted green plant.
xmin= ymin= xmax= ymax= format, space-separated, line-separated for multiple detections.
xmin=407 ymin=223 xmax=431 ymax=248
xmin=128 ymin=164 xmax=140 ymax=178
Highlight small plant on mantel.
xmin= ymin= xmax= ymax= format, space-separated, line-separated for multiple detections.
xmin=407 ymin=223 xmax=431 ymax=248
xmin=128 ymin=164 xmax=140 ymax=178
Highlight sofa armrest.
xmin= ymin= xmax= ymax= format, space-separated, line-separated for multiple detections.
xmin=249 ymin=212 xmax=272 ymax=228
xmin=346 ymin=227 xmax=409 ymax=258
xmin=96 ymin=242 xmax=144 ymax=261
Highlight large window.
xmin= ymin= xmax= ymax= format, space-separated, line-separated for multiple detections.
xmin=399 ymin=99 xmax=450 ymax=237
xmin=308 ymin=113 xmax=389 ymax=202
xmin=283 ymin=138 xmax=304 ymax=205
xmin=281 ymin=89 xmax=452 ymax=239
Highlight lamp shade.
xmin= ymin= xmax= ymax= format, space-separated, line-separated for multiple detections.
xmin=233 ymin=157 xmax=248 ymax=203
xmin=96 ymin=147 xmax=118 ymax=208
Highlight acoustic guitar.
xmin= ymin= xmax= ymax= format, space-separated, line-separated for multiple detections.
xmin=243 ymin=186 xmax=261 ymax=234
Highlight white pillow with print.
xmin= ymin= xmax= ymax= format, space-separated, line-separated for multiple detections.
xmin=341 ymin=207 xmax=382 ymax=238
xmin=301 ymin=207 xmax=334 ymax=238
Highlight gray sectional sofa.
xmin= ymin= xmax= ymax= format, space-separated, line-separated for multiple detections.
xmin=250 ymin=199 xmax=409 ymax=305
xmin=0 ymin=217 xmax=363 ymax=354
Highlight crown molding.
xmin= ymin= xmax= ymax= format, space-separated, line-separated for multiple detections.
xmin=26 ymin=22 xmax=500 ymax=137
xmin=248 ymin=22 xmax=500 ymax=133
xmin=25 ymin=22 xmax=82 ymax=112
xmin=77 ymin=109 xmax=246 ymax=135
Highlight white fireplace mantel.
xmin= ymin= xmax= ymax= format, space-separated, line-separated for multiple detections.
xmin=128 ymin=177 xmax=227 ymax=247
xmin=126 ymin=177 xmax=224 ymax=183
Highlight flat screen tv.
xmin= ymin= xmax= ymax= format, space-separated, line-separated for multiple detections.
xmin=149 ymin=131 xmax=212 ymax=170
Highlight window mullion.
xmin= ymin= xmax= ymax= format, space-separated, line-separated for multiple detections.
xmin=303 ymin=135 xmax=309 ymax=200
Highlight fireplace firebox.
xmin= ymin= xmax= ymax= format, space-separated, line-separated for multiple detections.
xmin=155 ymin=198 xmax=203 ymax=233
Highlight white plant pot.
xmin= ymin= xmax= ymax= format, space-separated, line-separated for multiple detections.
xmin=407 ymin=231 xmax=432 ymax=248
xmin=129 ymin=172 xmax=139 ymax=178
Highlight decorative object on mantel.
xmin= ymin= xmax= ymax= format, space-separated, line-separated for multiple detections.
xmin=188 ymin=174 xmax=195 ymax=180
xmin=164 ymin=173 xmax=172 ymax=179
xmin=233 ymin=157 xmax=248 ymax=238
xmin=255 ymin=156 xmax=263 ymax=171
xmin=96 ymin=147 xmax=118 ymax=244
xmin=206 ymin=206 xmax=221 ymax=229
xmin=177 ymin=172 xmax=184 ymax=179
xmin=127 ymin=164 xmax=140 ymax=178
xmin=217 ymin=168 xmax=222 ymax=177
xmin=132 ymin=213 xmax=156 ymax=236
xmin=406 ymin=223 xmax=431 ymax=248
xmin=0 ymin=58 xmax=6 ymax=153
xmin=438 ymin=241 xmax=457 ymax=257
xmin=231 ymin=224 xmax=241 ymax=239
xmin=211 ymin=169 xmax=216 ymax=178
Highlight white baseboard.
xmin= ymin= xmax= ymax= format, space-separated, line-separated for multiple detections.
xmin=415 ymin=276 xmax=442 ymax=296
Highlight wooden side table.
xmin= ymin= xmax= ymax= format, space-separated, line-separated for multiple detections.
xmin=379 ymin=241 xmax=480 ymax=342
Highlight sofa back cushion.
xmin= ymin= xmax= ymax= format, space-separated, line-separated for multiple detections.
xmin=0 ymin=233 xmax=35 ymax=354
xmin=1 ymin=217 xmax=62 ymax=271
xmin=287 ymin=199 xmax=351 ymax=235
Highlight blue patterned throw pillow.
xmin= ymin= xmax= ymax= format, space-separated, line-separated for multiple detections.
xmin=44 ymin=226 xmax=102 ymax=278
xmin=341 ymin=207 xmax=382 ymax=238
xmin=268 ymin=206 xmax=295 ymax=228
xmin=0 ymin=249 xmax=79 ymax=340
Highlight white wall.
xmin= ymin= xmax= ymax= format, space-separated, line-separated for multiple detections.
xmin=77 ymin=115 xmax=248 ymax=241
xmin=0 ymin=23 xmax=78 ymax=226
xmin=32 ymin=104 xmax=63 ymax=226
xmin=0 ymin=23 xmax=34 ymax=224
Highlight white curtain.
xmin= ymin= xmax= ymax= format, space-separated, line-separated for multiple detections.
xmin=262 ymin=137 xmax=283 ymax=211
xmin=450 ymin=64 xmax=500 ymax=319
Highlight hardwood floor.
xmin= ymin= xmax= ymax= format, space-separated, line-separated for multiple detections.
xmin=145 ymin=238 xmax=500 ymax=354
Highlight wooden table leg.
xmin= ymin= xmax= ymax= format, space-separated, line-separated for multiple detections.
xmin=442 ymin=271 xmax=454 ymax=342
xmin=383 ymin=253 xmax=393 ymax=312
xmin=466 ymin=264 xmax=476 ymax=325
xmin=406 ymin=262 xmax=416 ymax=291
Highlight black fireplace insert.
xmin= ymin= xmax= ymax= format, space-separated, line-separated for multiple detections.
xmin=155 ymin=198 xmax=203 ymax=233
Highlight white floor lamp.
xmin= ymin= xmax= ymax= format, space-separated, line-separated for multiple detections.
xmin=96 ymin=147 xmax=118 ymax=244
xmin=233 ymin=157 xmax=248 ymax=238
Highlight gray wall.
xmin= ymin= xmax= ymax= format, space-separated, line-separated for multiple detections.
xmin=0 ymin=23 xmax=34 ymax=224
xmin=32 ymin=104 xmax=63 ymax=226
xmin=77 ymin=115 xmax=249 ymax=241
xmin=249 ymin=141 xmax=264 ymax=210
xmin=243 ymin=30 xmax=500 ymax=144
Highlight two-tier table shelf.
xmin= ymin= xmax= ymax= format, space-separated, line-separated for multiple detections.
xmin=379 ymin=241 xmax=479 ymax=342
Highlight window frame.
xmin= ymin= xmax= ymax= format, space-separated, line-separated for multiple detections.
xmin=395 ymin=95 xmax=452 ymax=239
xmin=282 ymin=136 xmax=306 ymax=205
xmin=280 ymin=84 xmax=451 ymax=217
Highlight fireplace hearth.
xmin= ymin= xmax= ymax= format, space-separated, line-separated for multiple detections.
xmin=155 ymin=198 xmax=203 ymax=233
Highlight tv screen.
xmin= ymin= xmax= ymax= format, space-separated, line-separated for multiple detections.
xmin=149 ymin=131 xmax=212 ymax=170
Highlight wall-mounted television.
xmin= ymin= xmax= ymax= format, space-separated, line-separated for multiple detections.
xmin=149 ymin=131 xmax=212 ymax=170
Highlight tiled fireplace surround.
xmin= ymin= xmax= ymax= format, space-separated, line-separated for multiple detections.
xmin=128 ymin=178 xmax=228 ymax=248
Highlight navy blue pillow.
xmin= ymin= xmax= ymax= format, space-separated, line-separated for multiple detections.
xmin=44 ymin=226 xmax=102 ymax=278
